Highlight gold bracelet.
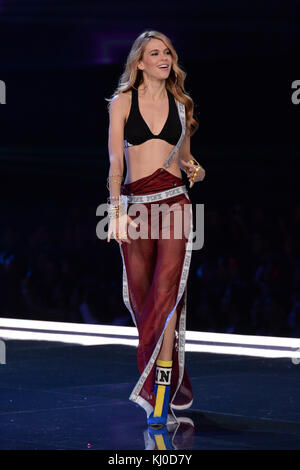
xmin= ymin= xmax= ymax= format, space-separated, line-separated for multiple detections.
xmin=188 ymin=157 xmax=204 ymax=181
xmin=107 ymin=174 xmax=123 ymax=179
xmin=188 ymin=158 xmax=201 ymax=168
xmin=106 ymin=174 xmax=124 ymax=191
xmin=191 ymin=167 xmax=200 ymax=181
xmin=108 ymin=196 xmax=121 ymax=205
xmin=107 ymin=196 xmax=127 ymax=220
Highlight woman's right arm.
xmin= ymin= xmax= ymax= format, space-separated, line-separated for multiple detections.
xmin=107 ymin=93 xmax=126 ymax=201
xmin=107 ymin=93 xmax=136 ymax=245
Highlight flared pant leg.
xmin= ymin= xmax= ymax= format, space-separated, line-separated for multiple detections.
xmin=120 ymin=193 xmax=194 ymax=417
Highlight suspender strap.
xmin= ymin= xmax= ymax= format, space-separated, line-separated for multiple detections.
xmin=164 ymin=100 xmax=186 ymax=168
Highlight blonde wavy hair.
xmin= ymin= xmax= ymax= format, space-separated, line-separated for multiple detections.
xmin=105 ymin=30 xmax=199 ymax=136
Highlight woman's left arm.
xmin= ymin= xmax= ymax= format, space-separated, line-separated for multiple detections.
xmin=178 ymin=131 xmax=206 ymax=188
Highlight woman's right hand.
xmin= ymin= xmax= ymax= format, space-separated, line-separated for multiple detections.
xmin=107 ymin=213 xmax=138 ymax=245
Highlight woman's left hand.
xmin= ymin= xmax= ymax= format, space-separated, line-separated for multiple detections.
xmin=180 ymin=158 xmax=206 ymax=188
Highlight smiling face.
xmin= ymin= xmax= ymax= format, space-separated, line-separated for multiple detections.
xmin=137 ymin=38 xmax=173 ymax=80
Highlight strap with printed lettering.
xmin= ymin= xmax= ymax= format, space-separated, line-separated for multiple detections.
xmin=164 ymin=100 xmax=186 ymax=168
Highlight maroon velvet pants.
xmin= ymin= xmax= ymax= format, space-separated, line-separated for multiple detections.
xmin=120 ymin=167 xmax=193 ymax=417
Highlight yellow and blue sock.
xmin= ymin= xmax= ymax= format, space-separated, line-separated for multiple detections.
xmin=148 ymin=425 xmax=173 ymax=450
xmin=147 ymin=359 xmax=172 ymax=428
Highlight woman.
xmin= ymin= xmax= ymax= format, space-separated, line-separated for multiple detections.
xmin=106 ymin=30 xmax=205 ymax=428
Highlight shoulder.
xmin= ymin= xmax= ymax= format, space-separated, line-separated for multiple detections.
xmin=109 ymin=90 xmax=132 ymax=116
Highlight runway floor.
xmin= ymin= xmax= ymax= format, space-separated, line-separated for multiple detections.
xmin=0 ymin=339 xmax=300 ymax=450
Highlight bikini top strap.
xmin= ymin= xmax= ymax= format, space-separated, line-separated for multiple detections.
xmin=164 ymin=99 xmax=186 ymax=168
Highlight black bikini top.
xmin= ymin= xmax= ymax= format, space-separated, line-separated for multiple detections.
xmin=124 ymin=87 xmax=182 ymax=148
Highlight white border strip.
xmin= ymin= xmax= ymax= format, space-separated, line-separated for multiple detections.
xmin=0 ymin=329 xmax=138 ymax=346
xmin=186 ymin=330 xmax=300 ymax=348
xmin=0 ymin=318 xmax=300 ymax=359
xmin=0 ymin=318 xmax=136 ymax=336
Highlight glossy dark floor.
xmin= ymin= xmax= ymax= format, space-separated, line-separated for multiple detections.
xmin=0 ymin=340 xmax=300 ymax=450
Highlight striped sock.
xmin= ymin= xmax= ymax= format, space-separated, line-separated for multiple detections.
xmin=152 ymin=359 xmax=172 ymax=421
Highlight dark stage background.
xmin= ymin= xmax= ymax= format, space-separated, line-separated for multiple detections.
xmin=0 ymin=0 xmax=299 ymax=336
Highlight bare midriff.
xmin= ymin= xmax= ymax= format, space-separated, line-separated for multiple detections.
xmin=123 ymin=141 xmax=181 ymax=184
